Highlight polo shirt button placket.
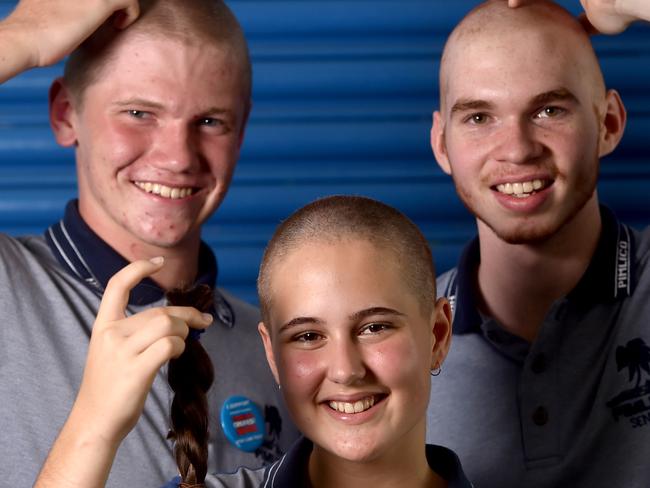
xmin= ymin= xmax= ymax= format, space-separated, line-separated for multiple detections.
xmin=531 ymin=353 xmax=546 ymax=374
xmin=532 ymin=406 xmax=549 ymax=426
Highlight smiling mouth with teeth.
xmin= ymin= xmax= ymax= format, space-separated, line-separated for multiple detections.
xmin=495 ymin=179 xmax=549 ymax=198
xmin=328 ymin=396 xmax=378 ymax=414
xmin=134 ymin=181 xmax=194 ymax=199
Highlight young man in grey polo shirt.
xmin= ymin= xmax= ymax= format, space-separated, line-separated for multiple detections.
xmin=428 ymin=0 xmax=650 ymax=486
xmin=0 ymin=1 xmax=297 ymax=486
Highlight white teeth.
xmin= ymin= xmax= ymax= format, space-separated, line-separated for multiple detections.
xmin=495 ymin=179 xmax=546 ymax=197
xmin=134 ymin=181 xmax=193 ymax=199
xmin=328 ymin=396 xmax=377 ymax=414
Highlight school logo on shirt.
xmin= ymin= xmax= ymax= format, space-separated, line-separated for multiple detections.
xmin=254 ymin=405 xmax=284 ymax=463
xmin=606 ymin=338 xmax=650 ymax=428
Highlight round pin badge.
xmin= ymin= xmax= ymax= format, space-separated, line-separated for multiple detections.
xmin=220 ymin=395 xmax=265 ymax=452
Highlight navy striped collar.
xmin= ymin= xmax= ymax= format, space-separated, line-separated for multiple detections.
xmin=451 ymin=206 xmax=635 ymax=335
xmin=45 ymin=200 xmax=219 ymax=307
xmin=262 ymin=436 xmax=473 ymax=487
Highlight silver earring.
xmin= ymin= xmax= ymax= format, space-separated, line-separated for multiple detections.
xmin=430 ymin=366 xmax=441 ymax=377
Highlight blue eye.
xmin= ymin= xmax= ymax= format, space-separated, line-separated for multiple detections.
xmin=198 ymin=118 xmax=223 ymax=127
xmin=127 ymin=110 xmax=148 ymax=118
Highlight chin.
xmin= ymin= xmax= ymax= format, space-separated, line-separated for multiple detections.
xmin=489 ymin=223 xmax=561 ymax=245
xmin=322 ymin=436 xmax=383 ymax=464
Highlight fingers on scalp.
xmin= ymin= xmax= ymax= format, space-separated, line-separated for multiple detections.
xmin=114 ymin=1 xmax=141 ymax=29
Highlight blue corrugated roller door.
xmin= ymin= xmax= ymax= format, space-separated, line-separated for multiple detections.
xmin=0 ymin=0 xmax=649 ymax=303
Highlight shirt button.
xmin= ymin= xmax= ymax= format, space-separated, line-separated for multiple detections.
xmin=531 ymin=354 xmax=546 ymax=374
xmin=533 ymin=406 xmax=549 ymax=426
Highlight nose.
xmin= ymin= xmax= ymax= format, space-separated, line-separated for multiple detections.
xmin=492 ymin=118 xmax=543 ymax=164
xmin=327 ymin=338 xmax=366 ymax=385
xmin=151 ymin=122 xmax=198 ymax=172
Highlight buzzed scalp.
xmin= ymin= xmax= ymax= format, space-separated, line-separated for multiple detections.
xmin=64 ymin=0 xmax=251 ymax=106
xmin=438 ymin=0 xmax=604 ymax=111
xmin=257 ymin=195 xmax=437 ymax=322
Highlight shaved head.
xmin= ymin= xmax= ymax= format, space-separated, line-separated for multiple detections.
xmin=439 ymin=0 xmax=605 ymax=113
xmin=257 ymin=196 xmax=437 ymax=322
xmin=64 ymin=0 xmax=251 ymax=107
xmin=430 ymin=0 xmax=626 ymax=246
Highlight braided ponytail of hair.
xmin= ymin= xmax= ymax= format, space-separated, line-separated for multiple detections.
xmin=166 ymin=285 xmax=215 ymax=487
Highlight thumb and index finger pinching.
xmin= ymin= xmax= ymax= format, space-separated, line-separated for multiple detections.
xmin=96 ymin=257 xmax=165 ymax=324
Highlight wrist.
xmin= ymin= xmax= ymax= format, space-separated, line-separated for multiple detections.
xmin=0 ymin=19 xmax=39 ymax=72
xmin=617 ymin=0 xmax=647 ymax=23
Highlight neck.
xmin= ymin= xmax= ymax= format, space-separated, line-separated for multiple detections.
xmin=79 ymin=208 xmax=201 ymax=291
xmin=476 ymin=198 xmax=601 ymax=342
xmin=308 ymin=432 xmax=446 ymax=488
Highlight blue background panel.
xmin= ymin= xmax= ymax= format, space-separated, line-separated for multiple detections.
xmin=0 ymin=0 xmax=649 ymax=303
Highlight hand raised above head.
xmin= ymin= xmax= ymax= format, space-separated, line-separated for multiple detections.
xmin=507 ymin=0 xmax=646 ymax=35
xmin=0 ymin=0 xmax=140 ymax=83
xmin=578 ymin=0 xmax=643 ymax=34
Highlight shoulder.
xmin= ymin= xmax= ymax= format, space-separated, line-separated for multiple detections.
xmin=0 ymin=233 xmax=59 ymax=276
xmin=218 ymin=287 xmax=261 ymax=326
xmin=425 ymin=444 xmax=474 ymax=488
xmin=633 ymin=224 xmax=650 ymax=261
xmin=205 ymin=465 xmax=267 ymax=488
xmin=436 ymin=267 xmax=459 ymax=299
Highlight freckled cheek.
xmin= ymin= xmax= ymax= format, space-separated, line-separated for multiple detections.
xmin=367 ymin=340 xmax=430 ymax=399
xmin=203 ymin=142 xmax=240 ymax=180
xmin=445 ymin=138 xmax=486 ymax=171
xmin=94 ymin=124 xmax=150 ymax=172
xmin=277 ymin=350 xmax=324 ymax=399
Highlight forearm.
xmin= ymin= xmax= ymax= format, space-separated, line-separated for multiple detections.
xmin=617 ymin=0 xmax=650 ymax=23
xmin=34 ymin=406 xmax=120 ymax=488
xmin=0 ymin=19 xmax=35 ymax=84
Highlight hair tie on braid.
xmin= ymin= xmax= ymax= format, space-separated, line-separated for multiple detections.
xmin=166 ymin=285 xmax=215 ymax=487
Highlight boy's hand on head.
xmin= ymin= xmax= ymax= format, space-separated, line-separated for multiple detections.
xmin=507 ymin=0 xmax=644 ymax=34
xmin=578 ymin=0 xmax=641 ymax=34
xmin=74 ymin=258 xmax=212 ymax=445
xmin=2 ymin=0 xmax=140 ymax=69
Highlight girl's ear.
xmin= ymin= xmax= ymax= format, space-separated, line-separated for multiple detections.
xmin=258 ymin=322 xmax=280 ymax=385
xmin=430 ymin=297 xmax=452 ymax=370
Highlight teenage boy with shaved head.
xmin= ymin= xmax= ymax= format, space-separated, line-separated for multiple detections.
xmin=428 ymin=0 xmax=650 ymax=486
xmin=0 ymin=1 xmax=297 ymax=486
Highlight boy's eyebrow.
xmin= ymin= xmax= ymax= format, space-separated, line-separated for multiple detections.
xmin=279 ymin=316 xmax=324 ymax=333
xmin=349 ymin=307 xmax=405 ymax=321
xmin=113 ymin=100 xmax=233 ymax=116
xmin=449 ymin=89 xmax=579 ymax=115
xmin=113 ymin=98 xmax=165 ymax=109
xmin=530 ymin=88 xmax=579 ymax=106
xmin=450 ymin=99 xmax=494 ymax=114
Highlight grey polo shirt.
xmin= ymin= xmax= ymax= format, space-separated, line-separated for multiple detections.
xmin=0 ymin=200 xmax=298 ymax=488
xmin=427 ymin=207 xmax=650 ymax=487
xmin=160 ymin=436 xmax=472 ymax=487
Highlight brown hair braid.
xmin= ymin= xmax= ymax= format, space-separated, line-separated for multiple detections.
xmin=166 ymin=285 xmax=215 ymax=487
